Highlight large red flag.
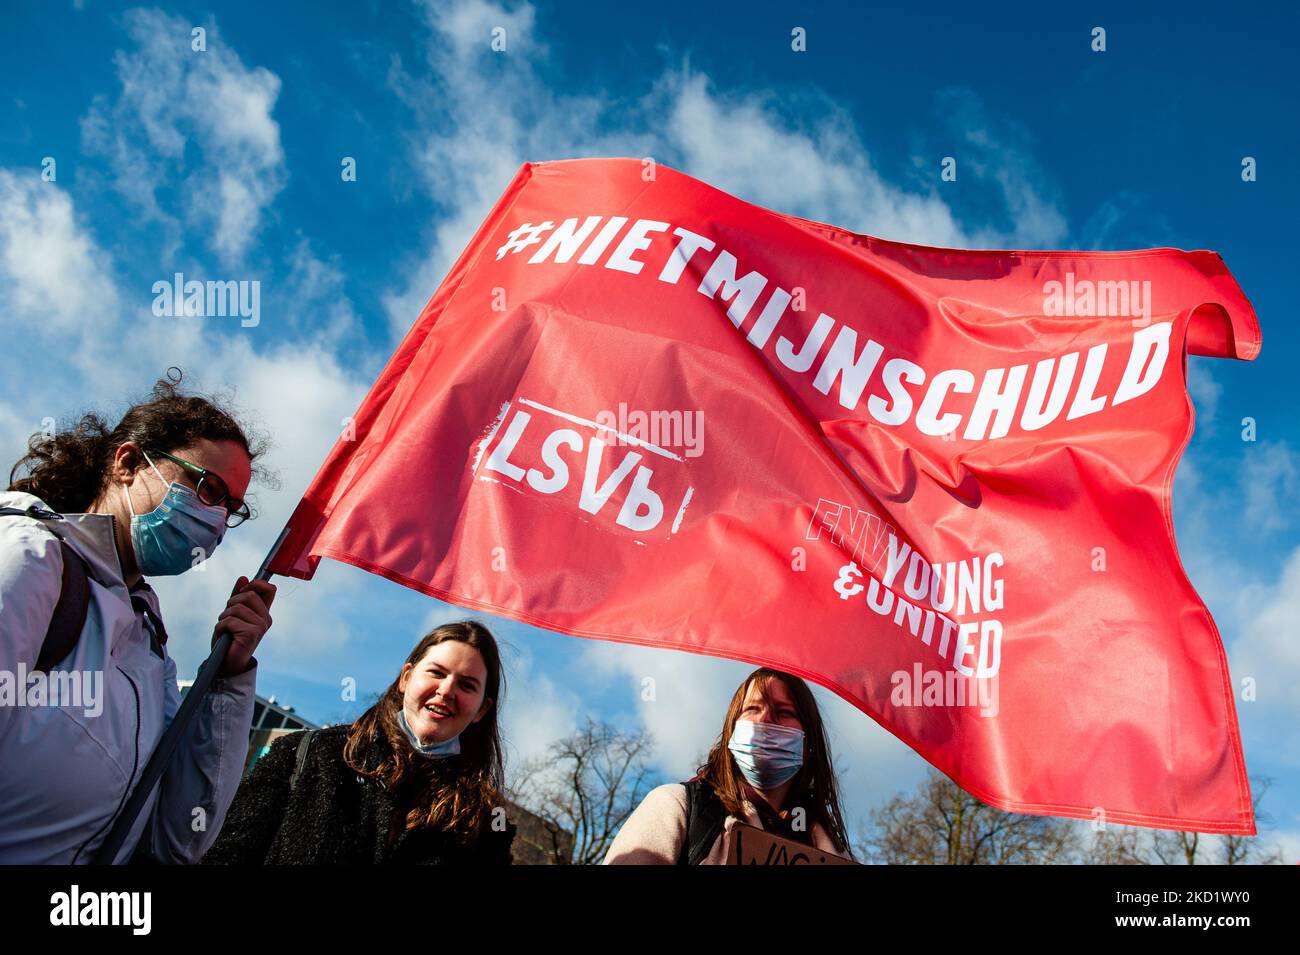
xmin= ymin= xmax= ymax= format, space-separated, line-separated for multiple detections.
xmin=272 ymin=159 xmax=1260 ymax=833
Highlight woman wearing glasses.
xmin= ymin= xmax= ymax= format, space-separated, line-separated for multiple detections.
xmin=0 ymin=370 xmax=277 ymax=863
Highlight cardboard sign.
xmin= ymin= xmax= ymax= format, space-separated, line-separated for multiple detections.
xmin=723 ymin=822 xmax=859 ymax=865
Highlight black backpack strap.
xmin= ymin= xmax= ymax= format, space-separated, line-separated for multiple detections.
xmin=677 ymin=778 xmax=727 ymax=866
xmin=0 ymin=506 xmax=92 ymax=672
xmin=38 ymin=540 xmax=91 ymax=671
xmin=129 ymin=593 xmax=168 ymax=659
xmin=289 ymin=730 xmax=316 ymax=793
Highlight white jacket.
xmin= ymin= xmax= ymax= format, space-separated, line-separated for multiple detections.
xmin=0 ymin=489 xmax=256 ymax=863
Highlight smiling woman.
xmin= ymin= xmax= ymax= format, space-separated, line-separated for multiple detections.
xmin=202 ymin=620 xmax=518 ymax=865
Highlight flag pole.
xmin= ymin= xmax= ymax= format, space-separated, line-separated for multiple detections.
xmin=91 ymin=525 xmax=292 ymax=865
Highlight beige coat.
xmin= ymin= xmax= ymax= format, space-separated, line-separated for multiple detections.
xmin=603 ymin=782 xmax=849 ymax=865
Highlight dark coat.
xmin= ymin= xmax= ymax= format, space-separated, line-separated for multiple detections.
xmin=201 ymin=724 xmax=516 ymax=865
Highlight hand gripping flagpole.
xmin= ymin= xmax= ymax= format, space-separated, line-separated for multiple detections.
xmin=92 ymin=525 xmax=292 ymax=865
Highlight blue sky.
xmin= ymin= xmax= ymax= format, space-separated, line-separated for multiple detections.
xmin=1 ymin=0 xmax=1296 ymax=859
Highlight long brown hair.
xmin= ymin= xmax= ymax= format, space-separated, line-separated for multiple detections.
xmin=697 ymin=667 xmax=853 ymax=856
xmin=8 ymin=368 xmax=270 ymax=514
xmin=344 ymin=620 xmax=506 ymax=844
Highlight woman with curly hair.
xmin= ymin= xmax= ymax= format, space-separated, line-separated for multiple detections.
xmin=0 ymin=370 xmax=277 ymax=864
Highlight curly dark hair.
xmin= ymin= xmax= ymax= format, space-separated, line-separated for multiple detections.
xmin=7 ymin=368 xmax=272 ymax=516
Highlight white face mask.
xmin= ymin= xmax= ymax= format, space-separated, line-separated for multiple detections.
xmin=397 ymin=707 xmax=461 ymax=759
xmin=727 ymin=719 xmax=805 ymax=788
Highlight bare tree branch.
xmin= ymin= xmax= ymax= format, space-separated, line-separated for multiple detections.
xmin=508 ymin=716 xmax=660 ymax=864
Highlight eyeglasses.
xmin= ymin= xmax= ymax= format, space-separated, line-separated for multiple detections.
xmin=153 ymin=450 xmax=252 ymax=528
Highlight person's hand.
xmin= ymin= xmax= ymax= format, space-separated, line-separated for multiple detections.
xmin=212 ymin=576 xmax=277 ymax=677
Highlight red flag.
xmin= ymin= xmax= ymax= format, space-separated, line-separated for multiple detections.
xmin=272 ymin=159 xmax=1260 ymax=834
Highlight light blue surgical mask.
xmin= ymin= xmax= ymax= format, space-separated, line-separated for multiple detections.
xmin=728 ymin=719 xmax=805 ymax=789
xmin=123 ymin=451 xmax=227 ymax=577
xmin=397 ymin=707 xmax=462 ymax=759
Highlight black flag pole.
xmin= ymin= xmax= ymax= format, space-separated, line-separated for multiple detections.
xmin=91 ymin=525 xmax=292 ymax=865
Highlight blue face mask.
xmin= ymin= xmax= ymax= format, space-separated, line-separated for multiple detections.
xmin=728 ymin=719 xmax=805 ymax=789
xmin=123 ymin=451 xmax=227 ymax=577
xmin=397 ymin=707 xmax=462 ymax=759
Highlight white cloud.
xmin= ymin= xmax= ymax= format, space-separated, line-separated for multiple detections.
xmin=431 ymin=0 xmax=540 ymax=64
xmin=382 ymin=0 xmax=636 ymax=336
xmin=655 ymin=69 xmax=971 ymax=245
xmin=282 ymin=240 xmax=367 ymax=349
xmin=497 ymin=641 xmax=580 ymax=774
xmin=1231 ymin=546 xmax=1300 ymax=723
xmin=0 ymin=171 xmax=164 ymax=406
xmin=1240 ymin=441 xmax=1300 ymax=537
xmin=385 ymin=0 xmax=1067 ymax=342
xmin=660 ymin=74 xmax=1066 ymax=249
xmin=1186 ymin=357 xmax=1223 ymax=431
xmin=81 ymin=8 xmax=285 ymax=265
xmin=934 ymin=88 xmax=1068 ymax=249
xmin=580 ymin=640 xmax=752 ymax=778
xmin=0 ymin=170 xmax=119 ymax=331
xmin=1170 ymin=433 xmax=1299 ymax=643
